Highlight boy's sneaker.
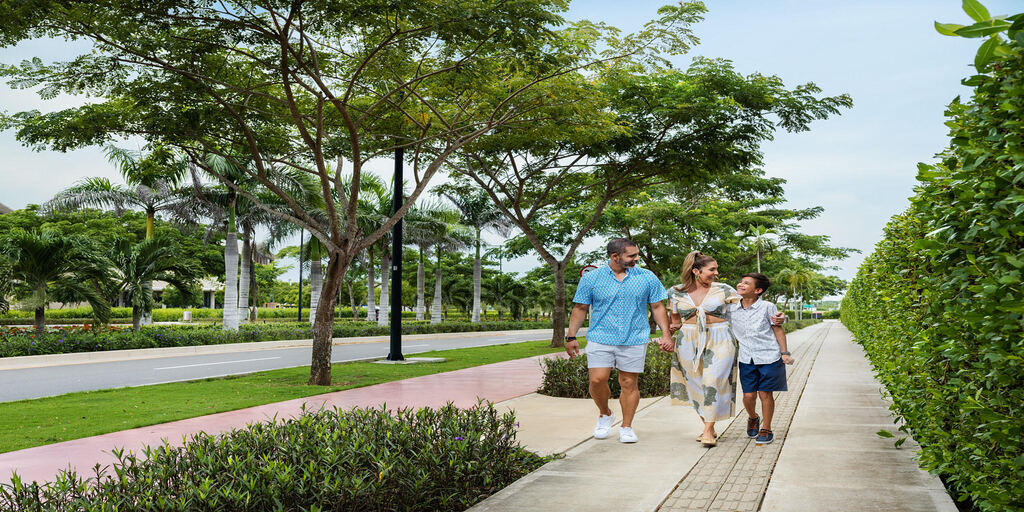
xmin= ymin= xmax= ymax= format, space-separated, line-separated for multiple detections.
xmin=594 ymin=413 xmax=616 ymax=439
xmin=746 ymin=415 xmax=761 ymax=438
xmin=755 ymin=429 xmax=774 ymax=444
xmin=619 ymin=426 xmax=638 ymax=443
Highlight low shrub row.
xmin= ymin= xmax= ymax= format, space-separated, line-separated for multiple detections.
xmin=0 ymin=306 xmax=514 ymax=324
xmin=0 ymin=404 xmax=547 ymax=511
xmin=0 ymin=320 xmax=555 ymax=358
xmin=537 ymin=319 xmax=821 ymax=399
xmin=537 ymin=342 xmax=672 ymax=399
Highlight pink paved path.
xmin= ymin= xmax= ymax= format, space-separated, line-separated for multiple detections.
xmin=0 ymin=353 xmax=561 ymax=484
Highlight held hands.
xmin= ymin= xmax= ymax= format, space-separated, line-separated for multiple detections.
xmin=771 ymin=312 xmax=786 ymax=326
xmin=657 ymin=334 xmax=674 ymax=353
xmin=782 ymin=354 xmax=795 ymax=365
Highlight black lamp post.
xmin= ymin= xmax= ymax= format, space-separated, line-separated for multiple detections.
xmin=297 ymin=229 xmax=304 ymax=322
xmin=387 ymin=146 xmax=405 ymax=361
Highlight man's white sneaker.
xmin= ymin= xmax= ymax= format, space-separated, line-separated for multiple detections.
xmin=594 ymin=413 xmax=616 ymax=439
xmin=619 ymin=426 xmax=639 ymax=443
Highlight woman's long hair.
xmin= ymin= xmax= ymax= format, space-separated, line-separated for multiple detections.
xmin=679 ymin=251 xmax=716 ymax=290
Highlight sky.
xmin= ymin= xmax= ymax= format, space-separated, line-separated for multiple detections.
xmin=0 ymin=0 xmax=1018 ymax=289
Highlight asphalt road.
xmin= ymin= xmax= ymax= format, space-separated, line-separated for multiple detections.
xmin=0 ymin=329 xmax=567 ymax=403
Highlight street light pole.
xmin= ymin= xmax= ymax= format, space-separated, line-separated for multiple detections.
xmin=297 ymin=229 xmax=304 ymax=322
xmin=387 ymin=146 xmax=404 ymax=361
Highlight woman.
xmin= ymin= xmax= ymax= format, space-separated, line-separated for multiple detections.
xmin=667 ymin=251 xmax=740 ymax=447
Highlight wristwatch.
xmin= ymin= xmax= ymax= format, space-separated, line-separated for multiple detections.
xmin=781 ymin=351 xmax=791 ymax=355
xmin=566 ymin=336 xmax=577 ymax=342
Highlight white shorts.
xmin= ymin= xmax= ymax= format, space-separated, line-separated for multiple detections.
xmin=586 ymin=341 xmax=648 ymax=373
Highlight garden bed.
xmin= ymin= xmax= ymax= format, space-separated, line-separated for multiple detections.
xmin=0 ymin=404 xmax=547 ymax=511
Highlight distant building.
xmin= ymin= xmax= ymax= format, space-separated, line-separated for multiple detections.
xmin=0 ymin=202 xmax=11 ymax=214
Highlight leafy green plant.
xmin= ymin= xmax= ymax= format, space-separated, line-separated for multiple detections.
xmin=843 ymin=4 xmax=1023 ymax=510
xmin=537 ymin=342 xmax=673 ymax=399
xmin=0 ymin=403 xmax=546 ymax=511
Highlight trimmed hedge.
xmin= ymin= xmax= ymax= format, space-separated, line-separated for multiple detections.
xmin=0 ymin=306 xmax=510 ymax=324
xmin=0 ymin=404 xmax=546 ymax=511
xmin=537 ymin=319 xmax=820 ymax=399
xmin=842 ymin=21 xmax=1023 ymax=512
xmin=0 ymin=320 xmax=554 ymax=358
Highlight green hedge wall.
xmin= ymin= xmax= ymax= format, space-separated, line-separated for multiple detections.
xmin=842 ymin=25 xmax=1023 ymax=512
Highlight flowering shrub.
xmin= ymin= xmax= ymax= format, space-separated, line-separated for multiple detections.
xmin=0 ymin=403 xmax=546 ymax=511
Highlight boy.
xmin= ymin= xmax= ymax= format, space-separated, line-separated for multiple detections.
xmin=730 ymin=273 xmax=794 ymax=444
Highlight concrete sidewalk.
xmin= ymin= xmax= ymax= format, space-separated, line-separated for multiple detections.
xmin=473 ymin=321 xmax=956 ymax=512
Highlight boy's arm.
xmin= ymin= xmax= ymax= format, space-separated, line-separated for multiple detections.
xmin=772 ymin=325 xmax=794 ymax=364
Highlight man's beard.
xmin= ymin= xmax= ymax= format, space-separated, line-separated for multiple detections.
xmin=623 ymin=259 xmax=637 ymax=267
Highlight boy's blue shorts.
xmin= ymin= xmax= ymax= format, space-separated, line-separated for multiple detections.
xmin=739 ymin=359 xmax=788 ymax=393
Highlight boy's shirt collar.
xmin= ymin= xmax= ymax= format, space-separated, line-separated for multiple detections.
xmin=738 ymin=297 xmax=765 ymax=310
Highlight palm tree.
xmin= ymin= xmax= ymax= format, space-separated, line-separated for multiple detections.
xmin=2 ymin=229 xmax=111 ymax=334
xmin=777 ymin=267 xmax=815 ymax=320
xmin=404 ymin=201 xmax=460 ymax=321
xmin=744 ymin=225 xmax=777 ymax=273
xmin=440 ymin=190 xmax=512 ymax=323
xmin=44 ymin=145 xmax=189 ymax=325
xmin=352 ymin=174 xmax=391 ymax=325
xmin=430 ymin=224 xmax=473 ymax=324
xmin=186 ymin=155 xmax=318 ymax=329
xmin=106 ymin=238 xmax=201 ymax=330
xmin=484 ymin=272 xmax=528 ymax=321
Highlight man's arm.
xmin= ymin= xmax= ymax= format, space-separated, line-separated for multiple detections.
xmin=772 ymin=325 xmax=794 ymax=364
xmin=650 ymin=302 xmax=674 ymax=352
xmin=566 ymin=303 xmax=589 ymax=357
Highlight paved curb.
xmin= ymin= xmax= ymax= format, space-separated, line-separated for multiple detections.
xmin=0 ymin=328 xmax=559 ymax=371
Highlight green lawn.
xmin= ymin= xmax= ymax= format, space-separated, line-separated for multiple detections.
xmin=0 ymin=339 xmax=584 ymax=454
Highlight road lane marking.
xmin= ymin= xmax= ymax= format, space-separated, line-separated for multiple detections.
xmin=404 ymin=344 xmax=429 ymax=348
xmin=155 ymin=357 xmax=281 ymax=370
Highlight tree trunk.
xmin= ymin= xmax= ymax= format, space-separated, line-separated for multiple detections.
xmin=472 ymin=239 xmax=481 ymax=323
xmin=223 ymin=231 xmax=239 ymax=331
xmin=550 ymin=264 xmax=567 ymax=348
xmin=34 ymin=306 xmax=45 ymax=335
xmin=431 ymin=252 xmax=443 ymax=324
xmin=415 ymin=251 xmax=425 ymax=321
xmin=366 ymin=249 xmax=376 ymax=322
xmin=249 ymin=249 xmax=258 ymax=321
xmin=346 ymin=279 xmax=357 ymax=320
xmin=378 ymin=251 xmax=389 ymax=327
xmin=132 ymin=306 xmax=142 ymax=331
xmin=238 ymin=234 xmax=251 ymax=325
xmin=308 ymin=258 xmax=322 ymax=325
xmin=309 ymin=253 xmax=347 ymax=385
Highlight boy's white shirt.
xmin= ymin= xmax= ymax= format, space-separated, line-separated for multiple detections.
xmin=728 ymin=298 xmax=783 ymax=365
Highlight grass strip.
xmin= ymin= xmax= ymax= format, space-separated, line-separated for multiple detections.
xmin=0 ymin=339 xmax=585 ymax=454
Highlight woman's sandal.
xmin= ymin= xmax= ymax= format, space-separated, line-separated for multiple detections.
xmin=701 ymin=434 xmax=718 ymax=447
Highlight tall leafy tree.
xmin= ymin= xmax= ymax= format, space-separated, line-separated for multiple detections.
xmin=1 ymin=229 xmax=111 ymax=333
xmin=1 ymin=0 xmax=651 ymax=384
xmin=438 ymin=188 xmax=512 ymax=323
xmin=454 ymin=57 xmax=852 ymax=346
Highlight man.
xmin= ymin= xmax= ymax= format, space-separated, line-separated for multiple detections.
xmin=566 ymin=238 xmax=674 ymax=443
